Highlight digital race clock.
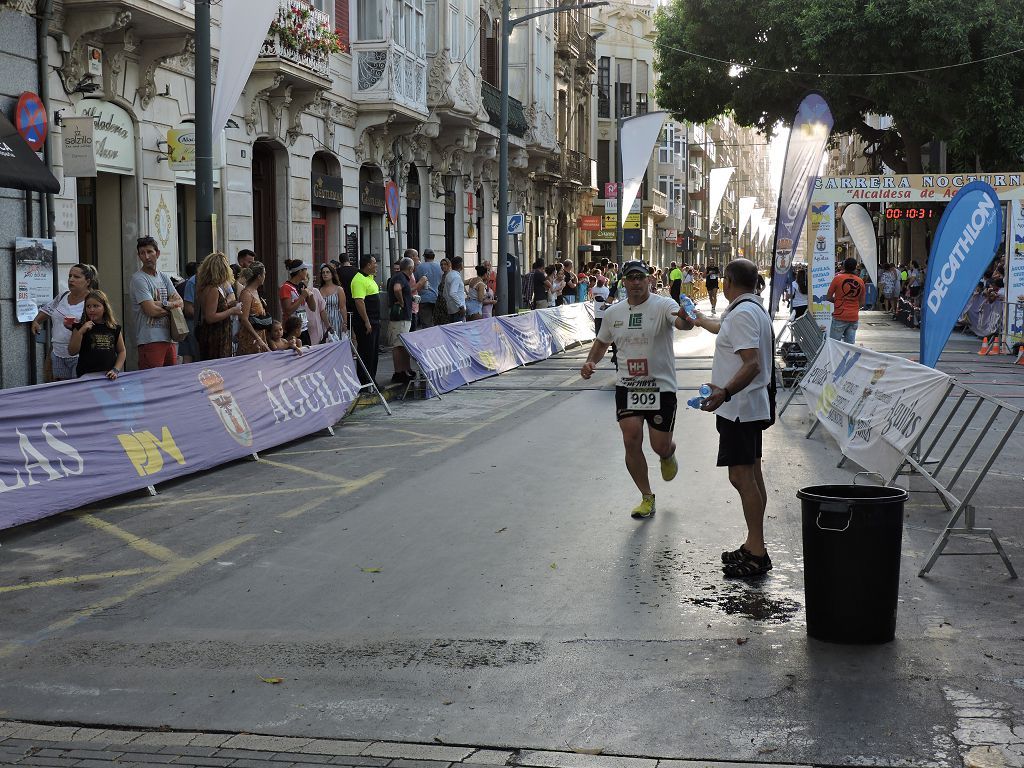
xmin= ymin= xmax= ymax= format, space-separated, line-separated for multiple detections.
xmin=884 ymin=208 xmax=936 ymax=219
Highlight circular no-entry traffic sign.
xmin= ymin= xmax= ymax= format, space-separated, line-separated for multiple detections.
xmin=16 ymin=92 xmax=48 ymax=152
xmin=384 ymin=180 xmax=400 ymax=224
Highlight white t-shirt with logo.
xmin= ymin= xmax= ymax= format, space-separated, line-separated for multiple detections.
xmin=712 ymin=293 xmax=773 ymax=422
xmin=597 ymin=293 xmax=679 ymax=392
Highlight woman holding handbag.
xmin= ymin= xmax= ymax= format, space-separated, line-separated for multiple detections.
xmin=237 ymin=262 xmax=273 ymax=355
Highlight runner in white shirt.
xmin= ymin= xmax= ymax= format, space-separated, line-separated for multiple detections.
xmin=581 ymin=260 xmax=694 ymax=520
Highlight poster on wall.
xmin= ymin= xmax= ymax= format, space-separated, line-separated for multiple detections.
xmin=809 ymin=202 xmax=835 ymax=333
xmin=146 ymin=183 xmax=179 ymax=276
xmin=14 ymin=238 xmax=55 ymax=322
xmin=1007 ymin=200 xmax=1024 ymax=349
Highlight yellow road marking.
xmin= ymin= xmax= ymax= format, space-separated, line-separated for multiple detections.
xmin=82 ymin=485 xmax=331 ymax=513
xmin=75 ymin=514 xmax=179 ymax=563
xmin=273 ymin=440 xmax=431 ymax=457
xmin=0 ymin=535 xmax=255 ymax=660
xmin=257 ymin=456 xmax=363 ymax=485
xmin=0 ymin=567 xmax=162 ymax=594
xmin=279 ymin=469 xmax=387 ymax=518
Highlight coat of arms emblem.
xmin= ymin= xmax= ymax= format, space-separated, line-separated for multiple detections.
xmin=198 ymin=368 xmax=254 ymax=447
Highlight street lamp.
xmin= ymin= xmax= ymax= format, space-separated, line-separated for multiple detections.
xmin=496 ymin=0 xmax=608 ymax=316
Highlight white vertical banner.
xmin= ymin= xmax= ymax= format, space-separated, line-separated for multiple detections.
xmin=809 ymin=203 xmax=835 ymax=332
xmin=147 ymin=183 xmax=180 ymax=276
xmin=842 ymin=203 xmax=878 ymax=286
xmin=619 ymin=111 xmax=668 ymax=229
xmin=749 ymin=207 xmax=764 ymax=238
xmin=708 ymin=167 xmax=735 ymax=226
xmin=1008 ymin=200 xmax=1024 ymax=350
xmin=738 ymin=196 xmax=756 ymax=235
xmin=760 ymin=220 xmax=771 ymax=247
xmin=211 ymin=0 xmax=281 ymax=144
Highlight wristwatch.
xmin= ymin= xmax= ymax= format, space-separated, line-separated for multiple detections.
xmin=723 ymin=387 xmax=732 ymax=402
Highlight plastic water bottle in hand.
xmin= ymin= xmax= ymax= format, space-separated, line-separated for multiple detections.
xmin=687 ymin=383 xmax=713 ymax=410
xmin=679 ymin=295 xmax=697 ymax=320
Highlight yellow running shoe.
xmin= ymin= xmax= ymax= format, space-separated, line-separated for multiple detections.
xmin=660 ymin=453 xmax=678 ymax=482
xmin=630 ymin=494 xmax=656 ymax=519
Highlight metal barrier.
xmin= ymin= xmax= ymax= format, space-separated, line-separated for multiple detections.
xmin=884 ymin=381 xmax=1021 ymax=578
xmin=777 ymin=312 xmax=826 ymax=418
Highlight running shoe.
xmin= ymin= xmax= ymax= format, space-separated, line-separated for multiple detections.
xmin=630 ymin=494 xmax=656 ymax=519
xmin=660 ymin=453 xmax=678 ymax=482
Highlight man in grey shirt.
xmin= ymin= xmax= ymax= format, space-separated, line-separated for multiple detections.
xmin=414 ymin=249 xmax=443 ymax=327
xmin=131 ymin=236 xmax=184 ymax=369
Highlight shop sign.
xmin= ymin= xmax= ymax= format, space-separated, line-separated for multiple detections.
xmin=664 ymin=228 xmax=677 ymax=242
xmin=61 ymin=116 xmax=96 ymax=178
xmin=167 ymin=125 xmax=196 ymax=171
xmin=578 ymin=215 xmax=601 ymax=231
xmin=591 ymin=229 xmax=616 ymax=241
xmin=312 ymin=173 xmax=344 ymax=209
xmin=359 ymin=182 xmax=385 ymax=214
xmin=74 ymin=99 xmax=135 ymax=176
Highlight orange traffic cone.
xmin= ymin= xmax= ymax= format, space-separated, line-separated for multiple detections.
xmin=978 ymin=337 xmax=990 ymax=355
xmin=1016 ymin=347 xmax=1024 ymax=365
xmin=988 ymin=337 xmax=1002 ymax=355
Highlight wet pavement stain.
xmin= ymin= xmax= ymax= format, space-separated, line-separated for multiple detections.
xmin=628 ymin=537 xmax=804 ymax=625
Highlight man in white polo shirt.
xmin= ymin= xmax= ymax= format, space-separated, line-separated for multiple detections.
xmin=581 ymin=260 xmax=694 ymax=520
xmin=690 ymin=259 xmax=775 ymax=578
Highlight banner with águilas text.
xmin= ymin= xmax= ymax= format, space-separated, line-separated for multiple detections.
xmin=0 ymin=342 xmax=360 ymax=530
xmin=800 ymin=338 xmax=950 ymax=478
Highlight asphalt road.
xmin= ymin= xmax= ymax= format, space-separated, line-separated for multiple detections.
xmin=1 ymin=310 xmax=1022 ymax=768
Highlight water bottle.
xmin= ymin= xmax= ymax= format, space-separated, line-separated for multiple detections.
xmin=679 ymin=294 xmax=697 ymax=320
xmin=687 ymin=384 xmax=713 ymax=409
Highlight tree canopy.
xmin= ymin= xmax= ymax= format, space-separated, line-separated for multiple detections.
xmin=653 ymin=0 xmax=1024 ymax=172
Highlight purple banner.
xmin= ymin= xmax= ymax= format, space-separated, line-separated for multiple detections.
xmin=401 ymin=304 xmax=596 ymax=395
xmin=0 ymin=341 xmax=361 ymax=530
xmin=769 ymin=92 xmax=834 ymax=315
xmin=496 ymin=313 xmax=555 ymax=364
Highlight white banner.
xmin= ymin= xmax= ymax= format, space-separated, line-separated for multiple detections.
xmin=211 ymin=0 xmax=280 ymax=146
xmin=842 ymin=203 xmax=878 ymax=286
xmin=809 ymin=203 xmax=835 ymax=333
xmin=619 ymin=112 xmax=668 ymax=229
xmin=61 ymin=116 xmax=96 ymax=178
xmin=738 ymin=196 xmax=756 ymax=235
xmin=801 ymin=339 xmax=950 ymax=478
xmin=708 ymin=167 xmax=735 ymax=226
xmin=1007 ymin=200 xmax=1024 ymax=349
xmin=147 ymin=183 xmax=180 ymax=276
xmin=749 ymin=207 xmax=764 ymax=238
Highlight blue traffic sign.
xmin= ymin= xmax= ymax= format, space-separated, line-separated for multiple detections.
xmin=507 ymin=213 xmax=525 ymax=235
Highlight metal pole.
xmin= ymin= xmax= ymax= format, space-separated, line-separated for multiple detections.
xmin=496 ymin=0 xmax=511 ymax=316
xmin=614 ymin=65 xmax=623 ymax=261
xmin=195 ymin=0 xmax=214 ymax=259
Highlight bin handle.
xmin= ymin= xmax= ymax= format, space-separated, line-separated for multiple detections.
xmin=853 ymin=471 xmax=886 ymax=486
xmin=816 ymin=501 xmax=852 ymax=532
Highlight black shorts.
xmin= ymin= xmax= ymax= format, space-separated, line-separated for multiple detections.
xmin=615 ymin=387 xmax=677 ymax=433
xmin=716 ymin=415 xmax=767 ymax=466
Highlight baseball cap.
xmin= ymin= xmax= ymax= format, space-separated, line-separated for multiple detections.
xmin=621 ymin=260 xmax=650 ymax=276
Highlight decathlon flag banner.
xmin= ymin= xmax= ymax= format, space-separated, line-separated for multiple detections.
xmin=921 ymin=181 xmax=1003 ymax=368
xmin=800 ymin=338 xmax=951 ymax=477
xmin=808 ymin=203 xmax=835 ymax=333
xmin=1006 ymin=200 xmax=1024 ymax=349
xmin=842 ymin=204 xmax=878 ymax=285
xmin=770 ymin=92 xmax=834 ymax=315
xmin=619 ymin=112 xmax=668 ymax=229
xmin=401 ymin=304 xmax=596 ymax=395
xmin=0 ymin=342 xmax=360 ymax=530
xmin=211 ymin=0 xmax=280 ymax=144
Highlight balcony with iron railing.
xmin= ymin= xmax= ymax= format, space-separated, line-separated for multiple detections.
xmin=256 ymin=0 xmax=334 ymax=82
xmin=579 ymin=34 xmax=597 ymax=73
xmin=555 ymin=13 xmax=583 ymax=58
xmin=481 ymin=81 xmax=529 ymax=138
xmin=542 ymin=148 xmax=590 ymax=186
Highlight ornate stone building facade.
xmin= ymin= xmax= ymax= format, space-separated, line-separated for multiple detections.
xmin=0 ymin=0 xmax=596 ymax=384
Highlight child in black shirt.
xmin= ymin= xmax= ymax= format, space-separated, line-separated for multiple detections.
xmin=69 ymin=290 xmax=126 ymax=379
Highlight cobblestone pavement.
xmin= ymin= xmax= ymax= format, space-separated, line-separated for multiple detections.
xmin=0 ymin=723 xmax=815 ymax=768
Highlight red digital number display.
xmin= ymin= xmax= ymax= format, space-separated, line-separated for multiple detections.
xmin=884 ymin=208 xmax=935 ymax=219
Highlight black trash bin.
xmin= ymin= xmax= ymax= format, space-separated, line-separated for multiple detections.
xmin=798 ymin=483 xmax=909 ymax=644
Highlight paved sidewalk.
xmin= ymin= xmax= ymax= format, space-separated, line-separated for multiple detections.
xmin=0 ymin=723 xmax=817 ymax=768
